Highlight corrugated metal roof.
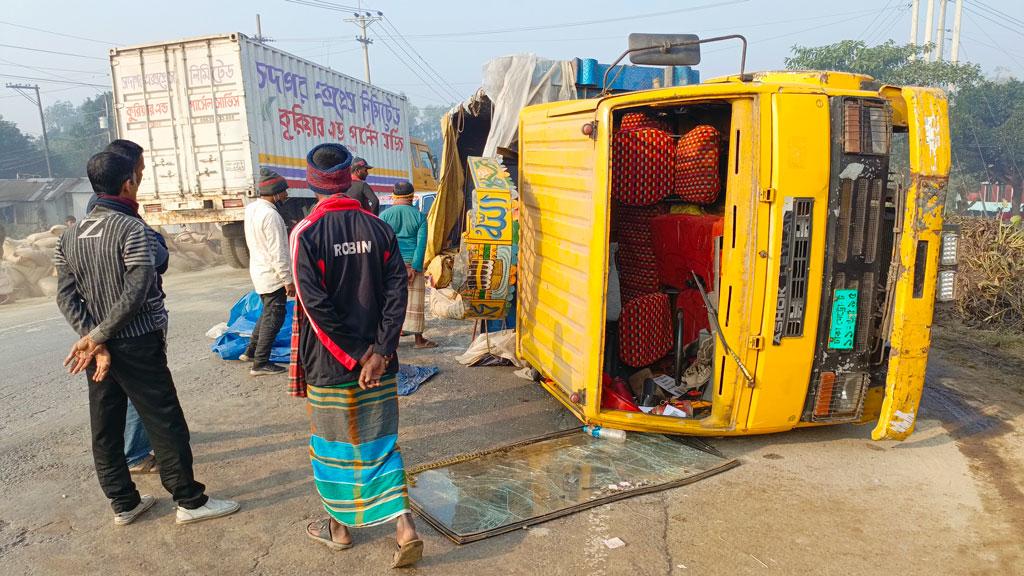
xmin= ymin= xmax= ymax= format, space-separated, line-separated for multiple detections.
xmin=0 ymin=178 xmax=91 ymax=203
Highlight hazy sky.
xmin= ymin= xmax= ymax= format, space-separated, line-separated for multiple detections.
xmin=1 ymin=0 xmax=1021 ymax=136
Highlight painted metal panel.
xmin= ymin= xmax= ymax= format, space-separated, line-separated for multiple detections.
xmin=746 ymin=93 xmax=832 ymax=432
xmin=111 ymin=35 xmax=250 ymax=201
xmin=517 ymin=100 xmax=604 ymax=409
xmin=110 ymin=33 xmax=415 ymax=227
xmin=872 ymin=87 xmax=950 ymax=440
xmin=239 ymin=36 xmax=412 ymax=196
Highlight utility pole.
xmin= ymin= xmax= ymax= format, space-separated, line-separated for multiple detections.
xmin=254 ymin=14 xmax=273 ymax=44
xmin=936 ymin=0 xmax=949 ymax=62
xmin=910 ymin=0 xmax=921 ymax=49
xmin=345 ymin=11 xmax=383 ymax=84
xmin=923 ymin=0 xmax=936 ymax=61
xmin=101 ymin=92 xmax=113 ymax=143
xmin=951 ymin=0 xmax=965 ymax=63
xmin=6 ymin=83 xmax=53 ymax=178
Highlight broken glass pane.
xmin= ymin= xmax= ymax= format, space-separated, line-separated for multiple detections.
xmin=409 ymin=431 xmax=736 ymax=543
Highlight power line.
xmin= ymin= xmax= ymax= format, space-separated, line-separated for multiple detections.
xmin=0 ymin=61 xmax=108 ymax=76
xmin=865 ymin=3 xmax=912 ymax=45
xmin=963 ymin=6 xmax=1024 ymax=40
xmin=276 ymin=7 xmax=887 ymax=44
xmin=857 ymin=0 xmax=898 ymax=42
xmin=962 ymin=10 xmax=1024 ymax=71
xmin=0 ymin=73 xmax=107 ymax=88
xmin=957 ymin=32 xmax=1024 ymax=60
xmin=373 ymin=34 xmax=454 ymax=104
xmin=0 ymin=57 xmax=97 ymax=86
xmin=0 ymin=42 xmax=106 ymax=61
xmin=965 ymin=0 xmax=1024 ymax=29
xmin=285 ymin=0 xmax=460 ymax=101
xmin=0 ymin=84 xmax=81 ymax=100
xmin=401 ymin=0 xmax=750 ymax=38
xmin=707 ymin=8 xmax=890 ymax=56
xmin=0 ymin=20 xmax=115 ymax=45
xmin=379 ymin=16 xmax=460 ymax=101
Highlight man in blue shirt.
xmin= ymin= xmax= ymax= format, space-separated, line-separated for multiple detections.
xmin=380 ymin=181 xmax=436 ymax=348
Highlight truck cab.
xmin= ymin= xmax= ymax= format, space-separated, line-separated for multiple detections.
xmin=516 ymin=69 xmax=951 ymax=441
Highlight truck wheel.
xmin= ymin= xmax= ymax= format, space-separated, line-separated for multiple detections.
xmin=223 ymin=236 xmax=250 ymax=269
xmin=221 ymin=221 xmax=245 ymax=239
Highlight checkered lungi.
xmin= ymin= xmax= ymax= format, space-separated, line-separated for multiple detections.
xmin=403 ymin=271 xmax=426 ymax=335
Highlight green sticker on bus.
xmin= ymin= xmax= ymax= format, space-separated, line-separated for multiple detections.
xmin=828 ymin=289 xmax=858 ymax=350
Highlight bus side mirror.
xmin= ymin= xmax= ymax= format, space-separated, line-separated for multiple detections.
xmin=627 ymin=33 xmax=701 ymax=66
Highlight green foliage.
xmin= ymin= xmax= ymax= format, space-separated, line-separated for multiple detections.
xmin=408 ymin=103 xmax=450 ymax=159
xmin=787 ymin=40 xmax=1023 ymax=213
xmin=0 ymin=92 xmax=113 ymax=179
xmin=0 ymin=116 xmax=47 ymax=178
xmin=785 ymin=40 xmax=983 ymax=89
xmin=44 ymin=92 xmax=114 ymax=177
xmin=950 ymin=79 xmax=1024 ymax=183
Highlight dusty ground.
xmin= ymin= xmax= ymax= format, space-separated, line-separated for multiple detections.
xmin=1 ymin=266 xmax=1022 ymax=575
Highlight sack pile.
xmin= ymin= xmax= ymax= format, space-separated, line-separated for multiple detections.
xmin=1 ymin=225 xmax=66 ymax=302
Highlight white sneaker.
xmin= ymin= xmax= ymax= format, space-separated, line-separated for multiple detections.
xmin=114 ymin=494 xmax=156 ymax=526
xmin=238 ymin=353 xmax=250 ymax=362
xmin=175 ymin=497 xmax=240 ymax=525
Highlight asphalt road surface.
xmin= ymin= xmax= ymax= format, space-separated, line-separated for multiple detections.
xmin=1 ymin=266 xmax=1022 ymax=575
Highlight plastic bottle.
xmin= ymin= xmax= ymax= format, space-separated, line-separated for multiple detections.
xmin=582 ymin=425 xmax=627 ymax=441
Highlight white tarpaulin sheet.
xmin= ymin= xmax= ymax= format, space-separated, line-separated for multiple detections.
xmin=481 ymin=54 xmax=577 ymax=158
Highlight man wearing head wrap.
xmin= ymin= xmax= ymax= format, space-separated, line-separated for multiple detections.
xmin=240 ymin=168 xmax=294 ymax=376
xmin=289 ymin=143 xmax=423 ymax=568
xmin=380 ymin=181 xmax=435 ymax=348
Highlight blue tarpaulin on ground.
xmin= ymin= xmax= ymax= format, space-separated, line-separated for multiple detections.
xmin=211 ymin=291 xmax=439 ymax=395
xmin=211 ymin=291 xmax=294 ymax=363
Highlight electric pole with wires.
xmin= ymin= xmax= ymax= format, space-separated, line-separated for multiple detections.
xmin=345 ymin=10 xmax=383 ymax=84
xmin=5 ymin=82 xmax=53 ymax=178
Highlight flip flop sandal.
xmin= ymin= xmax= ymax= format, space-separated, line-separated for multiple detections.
xmin=391 ymin=539 xmax=424 ymax=569
xmin=128 ymin=454 xmax=160 ymax=475
xmin=306 ymin=518 xmax=353 ymax=551
xmin=414 ymin=341 xmax=438 ymax=349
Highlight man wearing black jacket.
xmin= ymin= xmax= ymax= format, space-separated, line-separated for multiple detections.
xmin=290 ymin=143 xmax=422 ymax=568
xmin=344 ymin=157 xmax=380 ymax=215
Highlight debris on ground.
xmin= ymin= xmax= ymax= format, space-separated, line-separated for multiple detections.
xmin=603 ymin=537 xmax=626 ymax=549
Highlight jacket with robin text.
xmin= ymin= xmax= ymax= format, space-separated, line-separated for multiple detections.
xmin=290 ymin=195 xmax=407 ymax=386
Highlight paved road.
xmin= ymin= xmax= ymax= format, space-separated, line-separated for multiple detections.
xmin=0 ymin=267 xmax=1021 ymax=575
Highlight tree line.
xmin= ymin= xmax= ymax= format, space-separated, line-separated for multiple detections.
xmin=786 ymin=39 xmax=1023 ymax=216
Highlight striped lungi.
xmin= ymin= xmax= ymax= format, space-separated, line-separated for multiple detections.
xmin=403 ymin=271 xmax=426 ymax=335
xmin=308 ymin=375 xmax=410 ymax=527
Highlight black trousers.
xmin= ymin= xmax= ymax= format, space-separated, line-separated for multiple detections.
xmin=245 ymin=287 xmax=287 ymax=366
xmin=87 ymin=330 xmax=207 ymax=513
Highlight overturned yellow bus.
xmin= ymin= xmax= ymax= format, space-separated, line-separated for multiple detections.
xmin=514 ymin=37 xmax=952 ymax=441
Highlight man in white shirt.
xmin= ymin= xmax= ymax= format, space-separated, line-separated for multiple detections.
xmin=242 ymin=168 xmax=294 ymax=376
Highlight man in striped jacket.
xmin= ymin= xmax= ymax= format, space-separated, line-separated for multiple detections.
xmin=57 ymin=151 xmax=238 ymax=527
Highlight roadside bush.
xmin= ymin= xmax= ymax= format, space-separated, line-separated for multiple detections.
xmin=954 ymin=216 xmax=1024 ymax=332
